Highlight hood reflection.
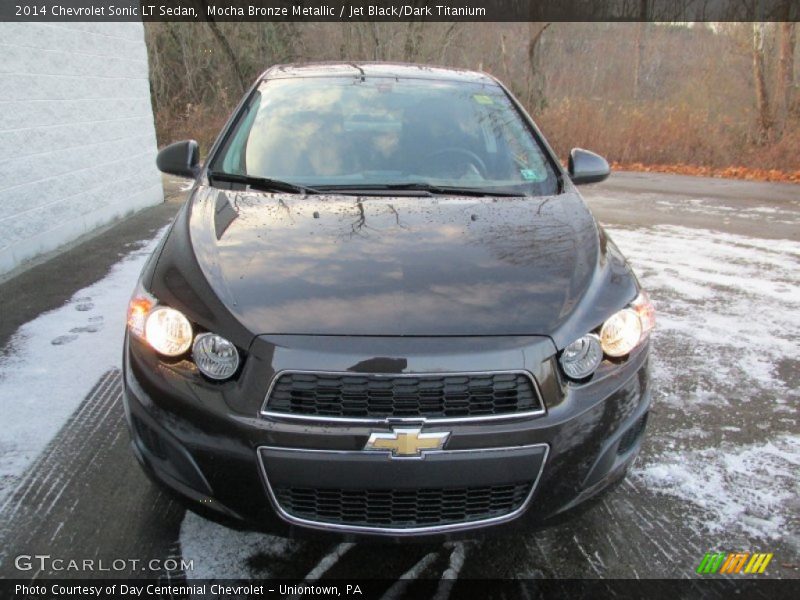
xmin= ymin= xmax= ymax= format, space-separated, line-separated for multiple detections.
xmin=189 ymin=187 xmax=608 ymax=338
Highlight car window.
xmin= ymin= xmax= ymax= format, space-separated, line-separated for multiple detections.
xmin=214 ymin=77 xmax=558 ymax=195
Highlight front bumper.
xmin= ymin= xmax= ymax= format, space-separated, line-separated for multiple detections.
xmin=123 ymin=333 xmax=651 ymax=541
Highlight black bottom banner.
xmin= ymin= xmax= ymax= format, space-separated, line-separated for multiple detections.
xmin=2 ymin=578 xmax=799 ymax=600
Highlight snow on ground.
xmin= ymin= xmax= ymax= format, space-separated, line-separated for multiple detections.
xmin=0 ymin=228 xmax=167 ymax=505
xmin=180 ymin=511 xmax=298 ymax=579
xmin=646 ymin=194 xmax=800 ymax=226
xmin=611 ymin=224 xmax=800 ymax=402
xmin=636 ymin=435 xmax=800 ymax=541
xmin=609 ymin=224 xmax=800 ymax=545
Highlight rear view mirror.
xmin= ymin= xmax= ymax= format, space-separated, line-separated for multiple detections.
xmin=156 ymin=140 xmax=200 ymax=178
xmin=568 ymin=148 xmax=610 ymax=185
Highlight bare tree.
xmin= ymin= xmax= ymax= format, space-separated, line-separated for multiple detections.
xmin=525 ymin=22 xmax=551 ymax=111
xmin=633 ymin=1 xmax=649 ymax=102
xmin=402 ymin=0 xmax=428 ymax=61
xmin=752 ymin=22 xmax=772 ymax=142
xmin=207 ymin=20 xmax=246 ymax=93
xmin=144 ymin=21 xmax=800 ymax=175
xmin=777 ymin=22 xmax=796 ymax=130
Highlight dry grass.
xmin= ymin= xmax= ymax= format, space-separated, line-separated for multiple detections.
xmin=155 ymin=102 xmax=233 ymax=155
xmin=537 ymin=98 xmax=800 ymax=182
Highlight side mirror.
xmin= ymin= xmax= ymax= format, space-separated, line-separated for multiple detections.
xmin=568 ymin=148 xmax=610 ymax=185
xmin=156 ymin=140 xmax=200 ymax=178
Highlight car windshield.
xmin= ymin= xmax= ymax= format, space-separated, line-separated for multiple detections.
xmin=212 ymin=76 xmax=559 ymax=195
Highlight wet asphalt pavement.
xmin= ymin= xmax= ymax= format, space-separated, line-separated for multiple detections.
xmin=0 ymin=173 xmax=797 ymax=586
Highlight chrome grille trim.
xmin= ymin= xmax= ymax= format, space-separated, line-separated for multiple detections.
xmin=259 ymin=369 xmax=546 ymax=424
xmin=257 ymin=443 xmax=550 ymax=535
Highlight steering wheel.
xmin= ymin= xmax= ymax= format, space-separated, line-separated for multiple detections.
xmin=421 ymin=147 xmax=488 ymax=179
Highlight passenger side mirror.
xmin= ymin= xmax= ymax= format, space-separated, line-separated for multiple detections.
xmin=156 ymin=140 xmax=200 ymax=178
xmin=568 ymin=148 xmax=610 ymax=185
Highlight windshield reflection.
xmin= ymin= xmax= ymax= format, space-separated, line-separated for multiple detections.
xmin=214 ymin=77 xmax=558 ymax=195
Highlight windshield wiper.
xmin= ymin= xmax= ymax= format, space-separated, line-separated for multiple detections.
xmin=209 ymin=171 xmax=320 ymax=195
xmin=314 ymin=182 xmax=524 ymax=197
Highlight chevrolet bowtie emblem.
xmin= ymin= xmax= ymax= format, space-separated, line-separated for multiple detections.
xmin=364 ymin=428 xmax=450 ymax=458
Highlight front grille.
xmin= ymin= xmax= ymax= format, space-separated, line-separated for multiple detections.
xmin=265 ymin=372 xmax=542 ymax=419
xmin=273 ymin=482 xmax=532 ymax=528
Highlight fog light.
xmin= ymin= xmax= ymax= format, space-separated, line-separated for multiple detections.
xmin=193 ymin=333 xmax=240 ymax=380
xmin=559 ymin=334 xmax=603 ymax=380
xmin=145 ymin=307 xmax=193 ymax=356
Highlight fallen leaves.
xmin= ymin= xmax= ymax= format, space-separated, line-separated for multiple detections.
xmin=610 ymin=162 xmax=800 ymax=184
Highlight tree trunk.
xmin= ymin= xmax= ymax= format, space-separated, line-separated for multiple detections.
xmin=633 ymin=24 xmax=646 ymax=102
xmin=526 ymin=22 xmax=551 ymax=111
xmin=633 ymin=2 xmax=648 ymax=102
xmin=370 ymin=22 xmax=382 ymax=60
xmin=777 ymin=22 xmax=796 ymax=129
xmin=437 ymin=22 xmax=460 ymax=63
xmin=500 ymin=33 xmax=510 ymax=79
xmin=752 ymin=22 xmax=772 ymax=143
xmin=207 ymin=19 xmax=246 ymax=93
xmin=403 ymin=1 xmax=426 ymax=61
xmin=403 ymin=21 xmax=423 ymax=61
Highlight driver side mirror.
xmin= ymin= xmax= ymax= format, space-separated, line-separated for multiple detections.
xmin=156 ymin=140 xmax=200 ymax=178
xmin=568 ymin=148 xmax=610 ymax=185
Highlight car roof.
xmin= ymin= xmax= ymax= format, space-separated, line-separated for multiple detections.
xmin=261 ymin=62 xmax=498 ymax=85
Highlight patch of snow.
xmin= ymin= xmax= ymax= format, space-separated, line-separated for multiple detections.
xmin=180 ymin=510 xmax=298 ymax=579
xmin=642 ymin=196 xmax=798 ymax=224
xmin=0 ymin=228 xmax=168 ymax=504
xmin=634 ymin=435 xmax=800 ymax=543
xmin=608 ymin=224 xmax=800 ymax=544
xmin=298 ymin=542 xmax=354 ymax=582
xmin=439 ymin=542 xmax=467 ymax=580
xmin=433 ymin=543 xmax=469 ymax=600
xmin=380 ymin=553 xmax=439 ymax=600
xmin=608 ymin=225 xmax=800 ymax=399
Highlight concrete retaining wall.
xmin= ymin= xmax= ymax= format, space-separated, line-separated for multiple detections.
xmin=0 ymin=22 xmax=163 ymax=275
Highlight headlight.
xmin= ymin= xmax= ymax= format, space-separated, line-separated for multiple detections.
xmin=560 ymin=290 xmax=655 ymax=380
xmin=559 ymin=334 xmax=603 ymax=379
xmin=600 ymin=291 xmax=655 ymax=357
xmin=144 ymin=307 xmax=193 ymax=357
xmin=192 ymin=333 xmax=240 ymax=380
xmin=600 ymin=308 xmax=642 ymax=357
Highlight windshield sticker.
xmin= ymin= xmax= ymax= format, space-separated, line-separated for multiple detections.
xmin=473 ymin=94 xmax=494 ymax=105
xmin=520 ymin=169 xmax=540 ymax=181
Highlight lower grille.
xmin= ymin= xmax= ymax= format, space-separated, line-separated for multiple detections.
xmin=273 ymin=482 xmax=532 ymax=529
xmin=131 ymin=414 xmax=167 ymax=460
xmin=264 ymin=371 xmax=542 ymax=420
xmin=617 ymin=412 xmax=649 ymax=455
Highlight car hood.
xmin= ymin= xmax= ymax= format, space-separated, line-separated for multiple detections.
xmin=159 ymin=186 xmax=637 ymax=347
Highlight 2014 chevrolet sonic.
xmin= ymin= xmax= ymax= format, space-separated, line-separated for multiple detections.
xmin=123 ymin=62 xmax=654 ymax=540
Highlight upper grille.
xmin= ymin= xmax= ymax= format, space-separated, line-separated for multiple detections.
xmin=273 ymin=482 xmax=532 ymax=529
xmin=264 ymin=371 xmax=542 ymax=420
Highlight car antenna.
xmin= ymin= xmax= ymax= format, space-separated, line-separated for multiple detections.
xmin=350 ymin=63 xmax=366 ymax=82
